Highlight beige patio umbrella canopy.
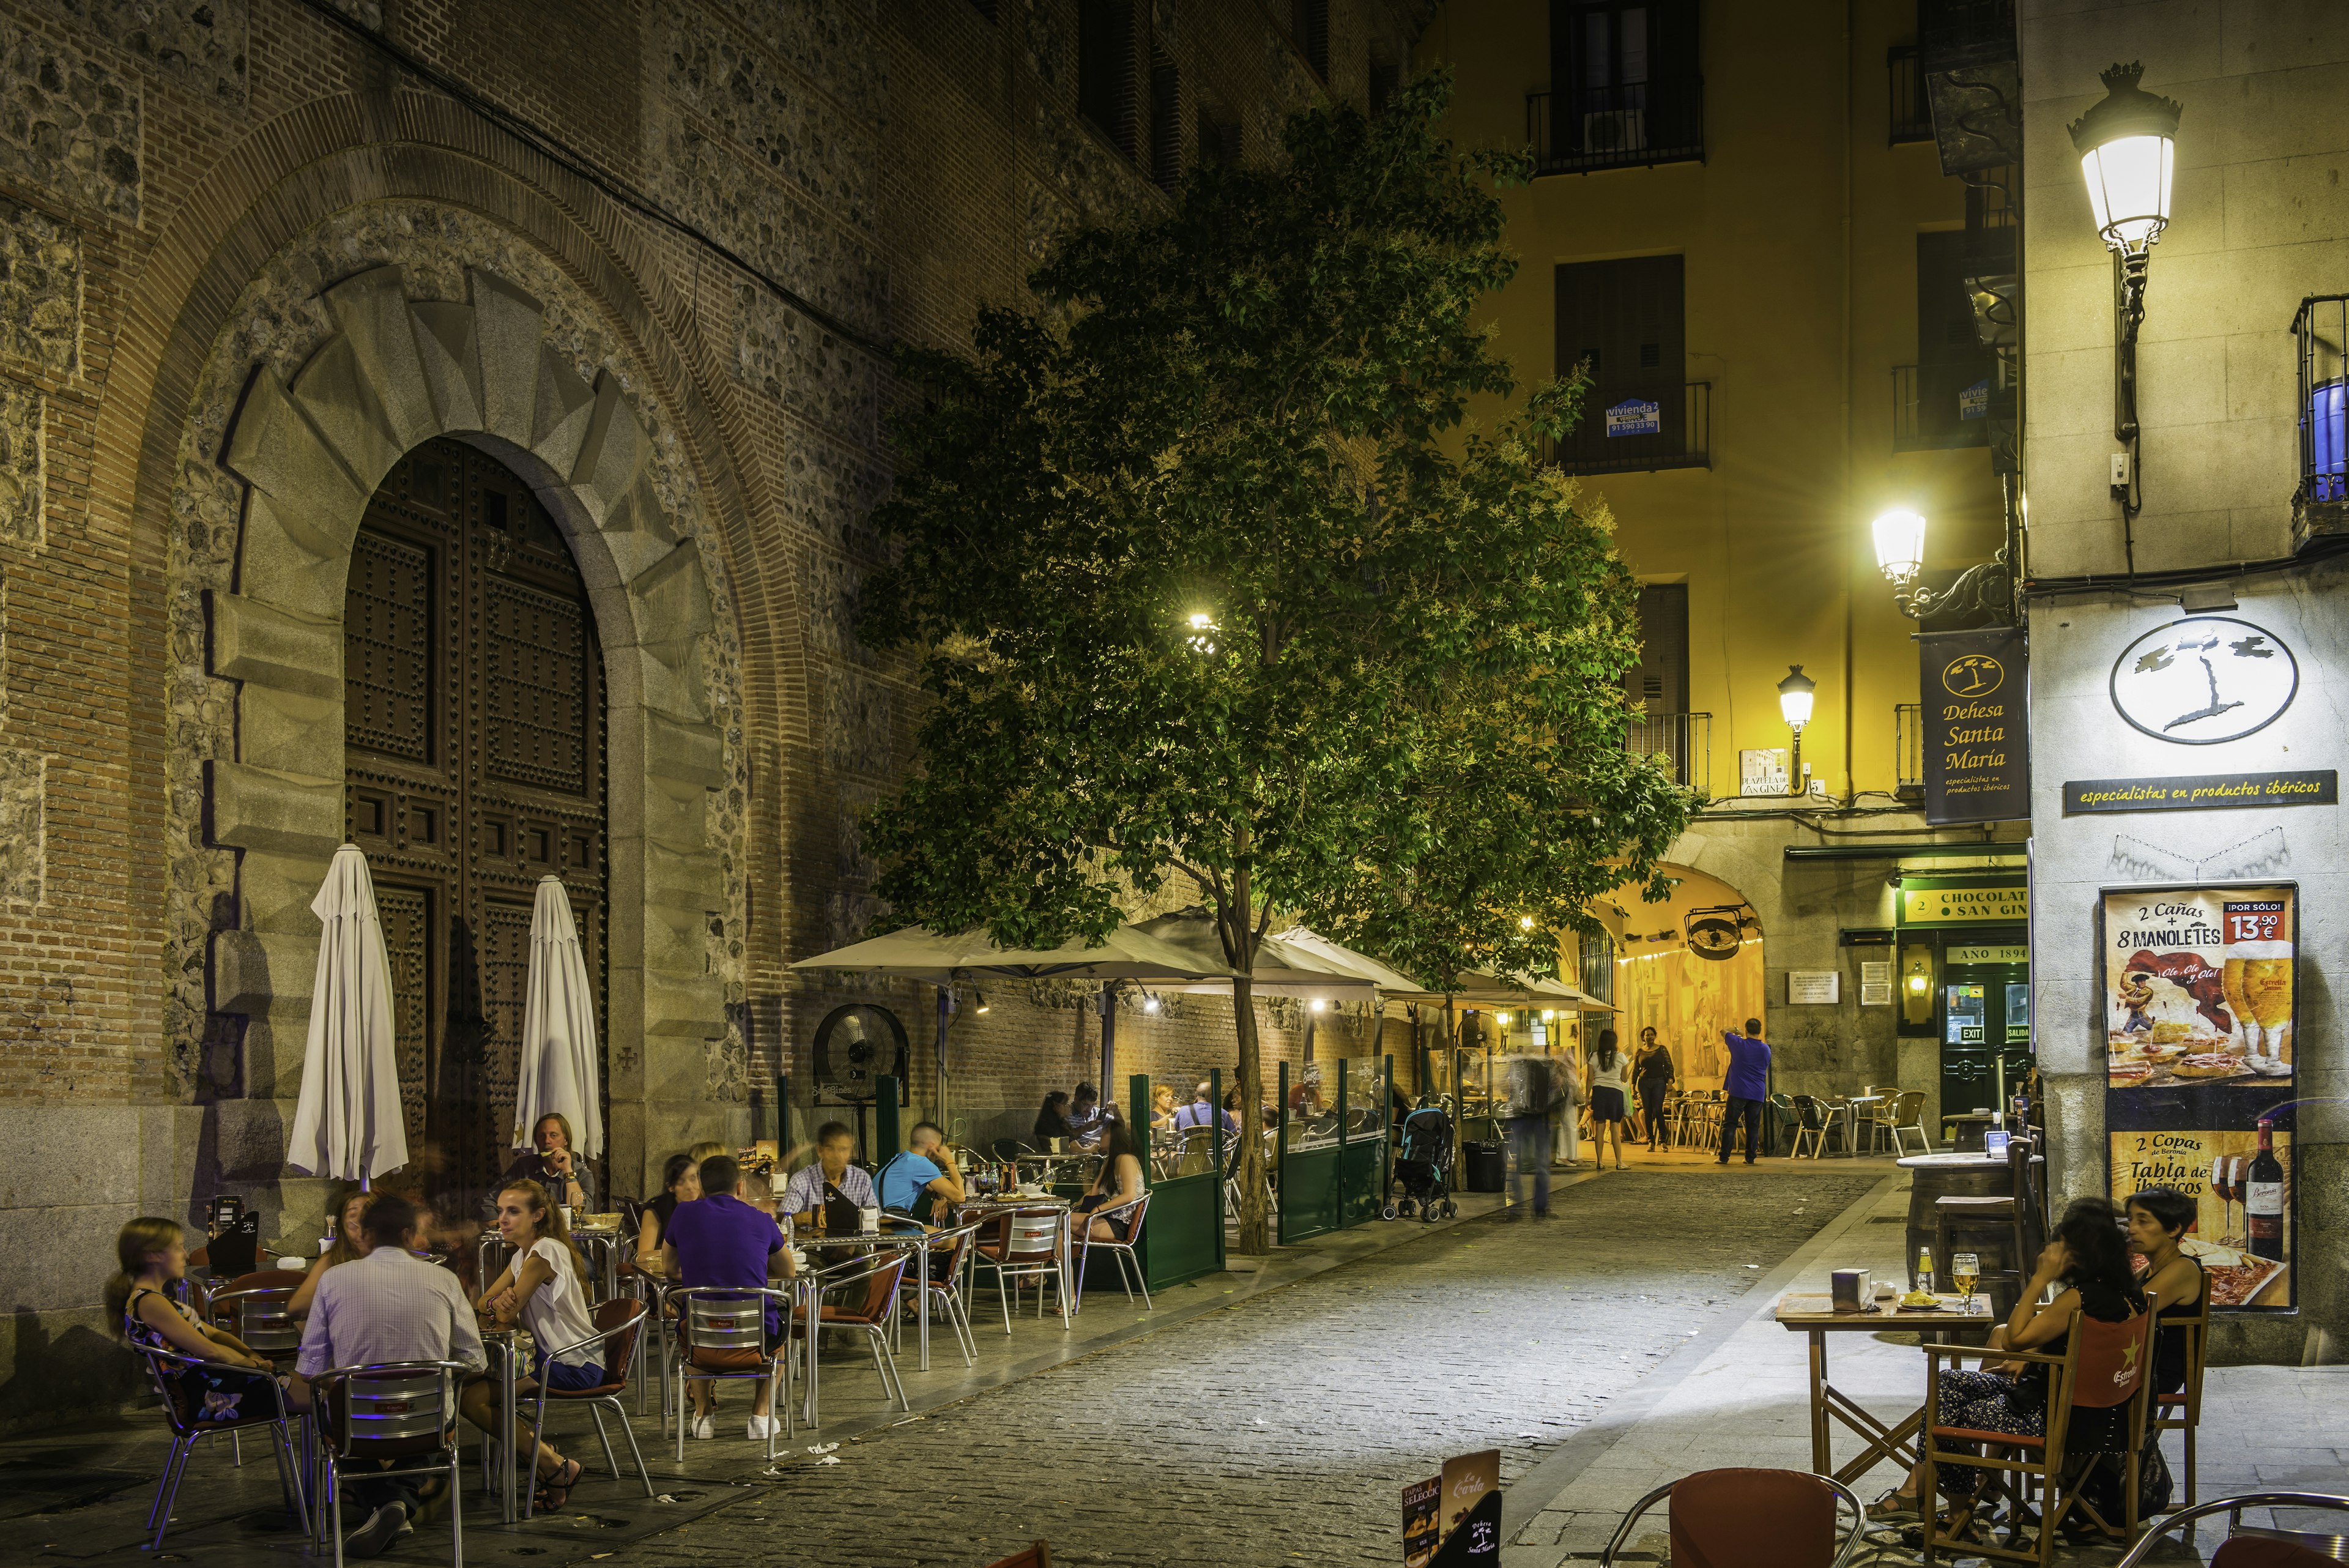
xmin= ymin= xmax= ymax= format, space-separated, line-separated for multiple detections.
xmin=286 ymin=844 xmax=409 ymax=1183
xmin=511 ymin=875 xmax=604 ymax=1159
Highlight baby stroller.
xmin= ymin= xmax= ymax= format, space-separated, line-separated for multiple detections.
xmin=1384 ymin=1105 xmax=1457 ymax=1221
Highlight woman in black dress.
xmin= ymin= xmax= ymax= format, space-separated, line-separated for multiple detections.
xmin=1033 ymin=1090 xmax=1076 ymax=1147
xmin=1632 ymin=1027 xmax=1676 ymax=1150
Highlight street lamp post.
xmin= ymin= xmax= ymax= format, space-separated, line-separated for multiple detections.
xmin=2071 ymin=62 xmax=2182 ymax=540
xmin=1871 ymin=507 xmax=2014 ymax=622
xmin=1776 ymin=664 xmax=1816 ymax=795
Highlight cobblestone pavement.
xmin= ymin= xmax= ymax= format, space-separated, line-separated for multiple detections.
xmin=639 ymin=1169 xmax=1882 ymax=1568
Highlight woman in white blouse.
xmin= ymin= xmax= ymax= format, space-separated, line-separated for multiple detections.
xmin=475 ymin=1180 xmax=598 ymax=1509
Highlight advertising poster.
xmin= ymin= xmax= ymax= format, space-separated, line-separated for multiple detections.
xmin=2101 ymin=883 xmax=2297 ymax=1310
xmin=1402 ymin=1476 xmax=1441 ymax=1567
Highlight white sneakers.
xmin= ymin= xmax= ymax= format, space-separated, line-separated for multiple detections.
xmin=690 ymin=1411 xmax=716 ymax=1440
xmin=746 ymin=1414 xmax=781 ymax=1440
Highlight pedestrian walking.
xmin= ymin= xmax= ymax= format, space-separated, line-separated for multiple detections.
xmin=1502 ymin=1055 xmax=1565 ymax=1217
xmin=1585 ymin=1029 xmax=1631 ymax=1171
xmin=1632 ymin=1027 xmax=1675 ymax=1150
xmin=1718 ymin=1017 xmax=1772 ymax=1164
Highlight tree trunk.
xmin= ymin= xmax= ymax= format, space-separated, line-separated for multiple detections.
xmin=1231 ymin=973 xmax=1270 ymax=1253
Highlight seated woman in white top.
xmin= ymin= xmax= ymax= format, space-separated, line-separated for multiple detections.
xmin=474 ymin=1180 xmax=597 ymax=1509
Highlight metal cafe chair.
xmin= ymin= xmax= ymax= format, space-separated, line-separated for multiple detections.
xmin=207 ymin=1269 xmax=307 ymax=1465
xmin=990 ymin=1137 xmax=1033 ymax=1164
xmin=795 ymin=1250 xmax=914 ymax=1423
xmin=1789 ymin=1095 xmax=1834 ymax=1159
xmin=518 ymin=1299 xmax=655 ymax=1519
xmin=2114 ymin=1492 xmax=2349 ymax=1568
xmin=1071 ymin=1191 xmax=1153 ymax=1313
xmin=900 ymin=1218 xmax=985 ymax=1367
xmin=1600 ymin=1468 xmax=1865 ymax=1568
xmin=310 ymin=1358 xmax=468 ymax=1568
xmin=667 ymin=1285 xmax=796 ymax=1461
xmin=970 ymin=1206 xmax=1072 ymax=1331
xmin=129 ymin=1342 xmax=310 ymax=1550
xmin=1887 ymin=1088 xmax=1935 ymax=1157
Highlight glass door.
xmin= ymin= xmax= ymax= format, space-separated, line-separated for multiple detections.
xmin=1940 ymin=946 xmax=2032 ymax=1118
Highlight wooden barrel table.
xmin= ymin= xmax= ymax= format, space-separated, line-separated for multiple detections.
xmin=1898 ymin=1150 xmax=2014 ymax=1309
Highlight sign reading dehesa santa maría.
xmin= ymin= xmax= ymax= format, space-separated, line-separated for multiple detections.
xmin=1921 ymin=626 xmax=2028 ymax=825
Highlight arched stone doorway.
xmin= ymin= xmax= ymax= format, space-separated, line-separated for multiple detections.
xmin=188 ymin=254 xmax=741 ymax=1221
xmin=1600 ymin=862 xmax=1766 ymax=1090
xmin=346 ymin=439 xmax=609 ymax=1197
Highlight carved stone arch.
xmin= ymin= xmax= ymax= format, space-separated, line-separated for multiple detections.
xmin=204 ymin=261 xmax=732 ymax=1205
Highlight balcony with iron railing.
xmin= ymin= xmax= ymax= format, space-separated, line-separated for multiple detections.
xmin=1628 ymin=710 xmax=1709 ymax=789
xmin=1546 ymin=381 xmax=1711 ymax=475
xmin=1526 ymin=80 xmax=1705 ymax=176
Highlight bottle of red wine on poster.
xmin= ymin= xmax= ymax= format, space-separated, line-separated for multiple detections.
xmin=2246 ymin=1117 xmax=2286 ymax=1263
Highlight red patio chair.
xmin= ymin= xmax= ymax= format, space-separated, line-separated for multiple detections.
xmin=1600 ymin=1467 xmax=1863 ymax=1567
xmin=2113 ymin=1491 xmax=2349 ymax=1568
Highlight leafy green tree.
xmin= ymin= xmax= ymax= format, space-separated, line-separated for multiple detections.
xmin=858 ymin=73 xmax=1692 ymax=1251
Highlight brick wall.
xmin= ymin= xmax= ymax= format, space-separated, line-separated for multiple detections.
xmin=0 ymin=0 xmax=1431 ymax=1424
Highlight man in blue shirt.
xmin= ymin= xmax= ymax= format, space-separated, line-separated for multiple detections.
xmin=1173 ymin=1081 xmax=1238 ymax=1135
xmin=1064 ymin=1084 xmax=1105 ymax=1148
xmin=1719 ymin=1017 xmax=1772 ymax=1164
xmin=876 ymin=1121 xmax=966 ymax=1224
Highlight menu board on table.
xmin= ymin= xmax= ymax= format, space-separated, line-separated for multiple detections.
xmin=2101 ymin=883 xmax=2298 ymax=1310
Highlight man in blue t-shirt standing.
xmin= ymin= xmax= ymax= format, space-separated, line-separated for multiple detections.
xmin=876 ymin=1121 xmax=967 ymax=1225
xmin=1719 ymin=1017 xmax=1772 ymax=1165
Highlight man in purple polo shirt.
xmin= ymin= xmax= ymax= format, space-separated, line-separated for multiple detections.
xmin=662 ymin=1153 xmax=795 ymax=1441
xmin=1718 ymin=1017 xmax=1772 ymax=1165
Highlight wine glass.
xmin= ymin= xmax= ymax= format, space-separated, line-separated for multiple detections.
xmin=1952 ymin=1251 xmax=1981 ymax=1315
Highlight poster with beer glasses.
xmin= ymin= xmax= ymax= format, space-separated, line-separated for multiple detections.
xmin=2101 ymin=884 xmax=2294 ymax=1088
xmin=2102 ymin=883 xmax=2296 ymax=1310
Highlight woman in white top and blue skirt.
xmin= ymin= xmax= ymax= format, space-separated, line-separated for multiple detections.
xmin=1585 ymin=1030 xmax=1632 ymax=1172
xmin=476 ymin=1180 xmax=596 ymax=1510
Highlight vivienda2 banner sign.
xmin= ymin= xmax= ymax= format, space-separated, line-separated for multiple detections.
xmin=1921 ymin=625 xmax=2029 ymax=824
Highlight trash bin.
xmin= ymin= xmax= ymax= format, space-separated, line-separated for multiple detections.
xmin=1463 ymin=1140 xmax=1505 ymax=1192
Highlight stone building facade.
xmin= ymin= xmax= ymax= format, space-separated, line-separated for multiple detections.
xmin=0 ymin=0 xmax=1431 ymax=1427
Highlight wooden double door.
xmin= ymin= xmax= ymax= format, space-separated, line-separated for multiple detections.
xmin=343 ymin=438 xmax=609 ymax=1205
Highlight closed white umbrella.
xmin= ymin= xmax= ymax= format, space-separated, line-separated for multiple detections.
xmin=286 ymin=844 xmax=409 ymax=1181
xmin=511 ymin=875 xmax=604 ymax=1159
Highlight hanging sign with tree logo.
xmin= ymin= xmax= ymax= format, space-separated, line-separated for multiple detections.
xmin=1921 ymin=626 xmax=2029 ymax=824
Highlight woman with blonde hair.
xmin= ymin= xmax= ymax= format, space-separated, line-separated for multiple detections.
xmin=109 ymin=1216 xmax=305 ymax=1421
xmin=467 ymin=1180 xmax=593 ymax=1508
xmin=289 ymin=1183 xmax=374 ymax=1317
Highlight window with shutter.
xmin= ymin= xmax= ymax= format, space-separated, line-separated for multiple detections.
xmin=1540 ymin=0 xmax=1704 ymax=171
xmin=1554 ymin=255 xmax=1689 ymax=467
xmin=1914 ymin=231 xmax=1994 ymax=450
xmin=1078 ymin=1 xmax=1137 ymax=160
xmin=1291 ymin=0 xmax=1330 ymax=80
xmin=1151 ymin=46 xmax=1181 ymax=191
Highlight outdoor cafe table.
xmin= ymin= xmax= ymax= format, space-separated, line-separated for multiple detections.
xmin=799 ymin=1224 xmax=942 ymax=1376
xmin=1838 ymin=1095 xmax=1887 ymax=1156
xmin=1942 ymin=1112 xmax=1997 ymax=1152
xmin=1775 ymin=1291 xmax=1994 ymax=1485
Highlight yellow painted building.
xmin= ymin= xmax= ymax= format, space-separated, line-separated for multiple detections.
xmin=1420 ymin=0 xmax=2008 ymax=800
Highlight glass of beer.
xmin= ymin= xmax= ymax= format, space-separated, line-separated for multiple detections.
xmin=2221 ymin=957 xmax=2253 ymax=1055
xmin=2236 ymin=942 xmax=2293 ymax=1063
xmin=1952 ymin=1252 xmax=1981 ymax=1314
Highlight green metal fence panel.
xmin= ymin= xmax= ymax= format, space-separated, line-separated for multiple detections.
xmin=1340 ymin=1139 xmax=1386 ymax=1227
xmin=1141 ymin=1170 xmax=1223 ymax=1287
xmin=1279 ymin=1146 xmax=1345 ymax=1241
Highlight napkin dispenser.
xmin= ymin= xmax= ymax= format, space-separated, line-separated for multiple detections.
xmin=1830 ymin=1268 xmax=1872 ymax=1314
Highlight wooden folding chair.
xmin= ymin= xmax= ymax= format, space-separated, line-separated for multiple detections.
xmin=1918 ymin=1296 xmax=2159 ymax=1566
xmin=2148 ymin=1282 xmax=2211 ymax=1507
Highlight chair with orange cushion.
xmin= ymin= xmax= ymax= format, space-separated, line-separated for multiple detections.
xmin=518 ymin=1298 xmax=654 ymax=1518
xmin=1599 ymin=1467 xmax=1864 ymax=1568
xmin=794 ymin=1251 xmax=911 ymax=1425
xmin=2113 ymin=1492 xmax=2349 ymax=1568
xmin=1919 ymin=1296 xmax=2161 ymax=1566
